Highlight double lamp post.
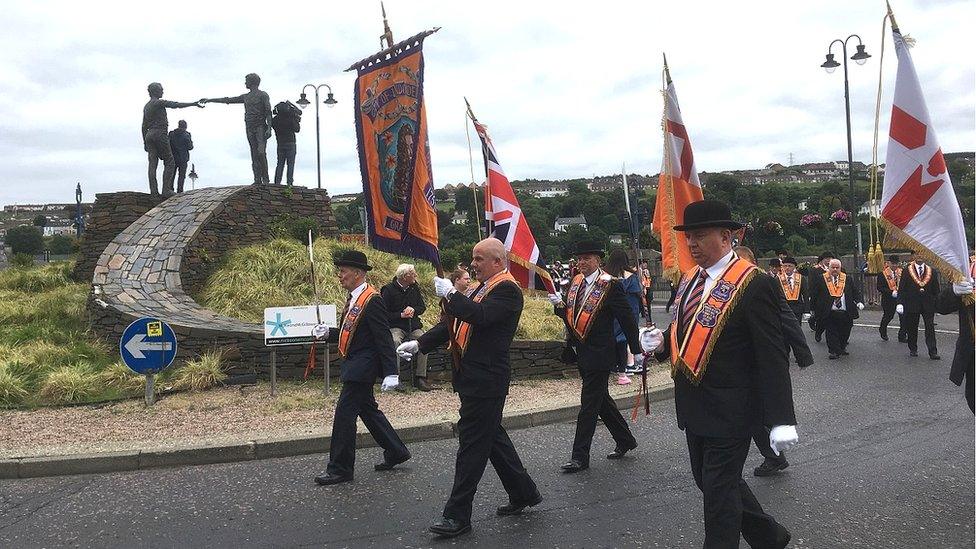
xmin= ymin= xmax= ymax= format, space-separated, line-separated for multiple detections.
xmin=296 ymin=84 xmax=338 ymax=190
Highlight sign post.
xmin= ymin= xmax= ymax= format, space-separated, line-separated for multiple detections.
xmin=119 ymin=317 xmax=178 ymax=406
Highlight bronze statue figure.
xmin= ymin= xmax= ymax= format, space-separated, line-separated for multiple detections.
xmin=142 ymin=83 xmax=203 ymax=196
xmin=200 ymin=73 xmax=273 ymax=185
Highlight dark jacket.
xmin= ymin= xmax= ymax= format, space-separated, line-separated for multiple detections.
xmin=898 ymin=264 xmax=940 ymax=314
xmin=778 ymin=273 xmax=809 ymax=319
xmin=774 ymin=278 xmax=814 ymax=368
xmin=811 ymin=273 xmax=862 ymax=321
xmin=380 ymin=278 xmax=427 ymax=332
xmin=612 ymin=273 xmax=643 ymax=343
xmin=936 ymin=287 xmax=974 ymax=389
xmin=271 ymin=113 xmax=301 ymax=144
xmin=876 ymin=270 xmax=900 ymax=307
xmin=168 ymin=128 xmax=193 ymax=164
xmin=555 ymin=277 xmax=642 ymax=371
xmin=655 ymin=274 xmax=797 ymax=438
xmin=417 ymin=279 xmax=522 ymax=398
xmin=328 ymin=294 xmax=397 ymax=383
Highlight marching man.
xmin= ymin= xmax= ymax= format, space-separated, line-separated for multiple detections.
xmin=642 ymin=200 xmax=797 ymax=548
xmin=313 ymin=250 xmax=411 ymax=486
xmin=811 ymin=259 xmax=864 ymax=360
xmin=877 ymin=255 xmax=907 ymax=342
xmin=897 ymin=253 xmax=941 ymax=359
xmin=548 ymin=239 xmax=642 ymax=474
xmin=778 ymin=257 xmax=808 ymax=322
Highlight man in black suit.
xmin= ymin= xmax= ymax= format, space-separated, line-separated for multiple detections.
xmin=313 ymin=250 xmax=410 ymax=486
xmin=644 ymin=200 xmax=797 ymax=549
xmin=807 ymin=252 xmax=834 ymax=342
xmin=811 ymin=259 xmax=864 ymax=359
xmin=897 ymin=256 xmax=941 ymax=359
xmin=877 ymin=255 xmax=908 ymax=342
xmin=778 ymin=257 xmax=808 ymax=321
xmin=937 ymin=268 xmax=975 ymax=412
xmin=399 ymin=238 xmax=541 ymax=539
xmin=548 ymin=240 xmax=641 ymax=474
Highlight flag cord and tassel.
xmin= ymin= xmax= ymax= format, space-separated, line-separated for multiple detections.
xmin=866 ymin=9 xmax=893 ymax=274
xmin=464 ymin=111 xmax=483 ymax=241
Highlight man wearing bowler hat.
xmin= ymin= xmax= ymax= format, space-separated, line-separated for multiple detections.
xmin=877 ymin=255 xmax=907 ymax=342
xmin=642 ymin=199 xmax=797 ymax=548
xmin=313 ymin=250 xmax=411 ymax=486
xmin=548 ymin=239 xmax=642 ymax=474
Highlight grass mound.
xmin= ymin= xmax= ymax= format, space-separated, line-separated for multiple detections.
xmin=196 ymin=239 xmax=565 ymax=340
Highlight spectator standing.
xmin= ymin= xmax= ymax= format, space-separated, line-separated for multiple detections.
xmin=605 ymin=248 xmax=643 ymax=384
xmin=271 ymin=101 xmax=301 ymax=185
xmin=168 ymin=120 xmax=194 ymax=193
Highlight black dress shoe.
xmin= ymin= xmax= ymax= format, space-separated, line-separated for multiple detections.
xmin=497 ymin=493 xmax=543 ymax=516
xmin=840 ymin=350 xmax=850 ymax=356
xmin=814 ymin=333 xmax=822 ymax=343
xmin=314 ymin=473 xmax=352 ymax=486
xmin=375 ymin=451 xmax=411 ymax=471
xmin=930 ymin=354 xmax=941 ymax=360
xmin=880 ymin=330 xmax=889 ymax=341
xmin=828 ymin=354 xmax=838 ymax=360
xmin=772 ymin=523 xmax=792 ymax=549
xmin=607 ymin=442 xmax=638 ymax=459
xmin=413 ymin=377 xmax=432 ymax=392
xmin=753 ymin=457 xmax=789 ymax=477
xmin=560 ymin=460 xmax=589 ymax=473
xmin=910 ymin=350 xmax=918 ymax=357
xmin=429 ymin=517 xmax=471 ymax=538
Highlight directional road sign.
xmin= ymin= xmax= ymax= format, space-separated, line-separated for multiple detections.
xmin=264 ymin=305 xmax=337 ymax=346
xmin=120 ymin=317 xmax=178 ymax=375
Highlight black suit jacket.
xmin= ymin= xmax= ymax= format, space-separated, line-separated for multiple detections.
xmin=774 ymin=280 xmax=814 ymax=368
xmin=898 ymin=264 xmax=940 ymax=314
xmin=417 ymin=279 xmax=523 ymax=398
xmin=329 ymin=295 xmax=397 ymax=383
xmin=655 ymin=274 xmax=797 ymax=438
xmin=937 ymin=287 xmax=974 ymax=387
xmin=811 ymin=273 xmax=862 ymax=321
xmin=554 ymin=278 xmax=641 ymax=371
xmin=778 ymin=273 xmax=809 ymax=318
xmin=876 ymin=271 xmax=900 ymax=306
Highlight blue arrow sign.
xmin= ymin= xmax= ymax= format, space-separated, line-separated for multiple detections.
xmin=120 ymin=317 xmax=178 ymax=375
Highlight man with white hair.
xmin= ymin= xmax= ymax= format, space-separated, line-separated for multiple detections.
xmin=811 ymin=258 xmax=864 ymax=359
xmin=381 ymin=263 xmax=430 ymax=391
xmin=398 ymin=238 xmax=541 ymax=539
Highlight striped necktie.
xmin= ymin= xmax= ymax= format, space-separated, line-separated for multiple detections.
xmin=680 ymin=271 xmax=707 ymax=339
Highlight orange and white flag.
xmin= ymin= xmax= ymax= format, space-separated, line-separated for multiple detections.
xmin=880 ymin=19 xmax=970 ymax=284
xmin=653 ymin=60 xmax=704 ymax=282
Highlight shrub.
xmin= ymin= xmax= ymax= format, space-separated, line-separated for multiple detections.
xmin=6 ymin=225 xmax=44 ymax=255
xmin=38 ymin=363 xmax=100 ymax=404
xmin=0 ymin=362 xmax=30 ymax=406
xmin=46 ymin=234 xmax=77 ymax=255
xmin=10 ymin=253 xmax=34 ymax=268
xmin=269 ymin=214 xmax=321 ymax=244
xmin=170 ymin=350 xmax=228 ymax=391
xmin=98 ymin=361 xmax=146 ymax=392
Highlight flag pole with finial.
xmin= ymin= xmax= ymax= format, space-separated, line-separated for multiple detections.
xmin=379 ymin=1 xmax=394 ymax=49
xmin=463 ymin=97 xmax=484 ymax=240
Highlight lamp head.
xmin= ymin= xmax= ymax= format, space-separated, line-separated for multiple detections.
xmin=324 ymin=92 xmax=337 ymax=107
xmin=821 ymin=53 xmax=841 ymax=73
xmin=296 ymin=93 xmax=311 ymax=109
xmin=851 ymin=44 xmax=871 ymax=65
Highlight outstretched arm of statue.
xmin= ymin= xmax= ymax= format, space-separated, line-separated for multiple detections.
xmin=199 ymin=94 xmax=246 ymax=105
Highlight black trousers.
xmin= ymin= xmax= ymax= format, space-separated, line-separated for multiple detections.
xmin=686 ymin=432 xmax=785 ymax=549
xmin=274 ymin=142 xmax=297 ymax=185
xmin=571 ymin=369 xmax=637 ymax=464
xmin=903 ymin=311 xmax=938 ymax=355
xmin=751 ymin=425 xmax=784 ymax=463
xmin=175 ymin=161 xmax=188 ymax=193
xmin=443 ymin=395 xmax=539 ymax=523
xmin=326 ymin=381 xmax=408 ymax=478
xmin=879 ymin=301 xmax=906 ymax=340
xmin=824 ymin=310 xmax=853 ymax=355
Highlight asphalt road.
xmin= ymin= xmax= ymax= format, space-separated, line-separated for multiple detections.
xmin=1 ymin=315 xmax=973 ymax=548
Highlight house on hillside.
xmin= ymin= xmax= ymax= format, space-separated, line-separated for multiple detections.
xmin=330 ymin=193 xmax=360 ymax=204
xmin=554 ymin=215 xmax=587 ymax=232
xmin=859 ymin=199 xmax=881 ymax=216
xmin=42 ymin=218 xmax=75 ymax=236
xmin=451 ymin=212 xmax=467 ymax=225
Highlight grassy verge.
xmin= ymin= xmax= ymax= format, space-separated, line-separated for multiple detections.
xmin=0 ymin=262 xmax=227 ymax=408
xmin=195 ymin=238 xmax=566 ymax=340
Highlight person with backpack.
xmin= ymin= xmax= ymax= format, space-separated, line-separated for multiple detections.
xmin=271 ymin=101 xmax=301 ymax=185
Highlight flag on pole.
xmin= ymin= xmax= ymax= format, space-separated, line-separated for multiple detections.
xmin=467 ymin=100 xmax=556 ymax=294
xmin=880 ymin=17 xmax=970 ymax=283
xmin=348 ymin=30 xmax=441 ymax=265
xmin=653 ymin=57 xmax=704 ymax=282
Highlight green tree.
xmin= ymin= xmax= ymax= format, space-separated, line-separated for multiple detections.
xmin=434 ymin=188 xmax=449 ymax=201
xmin=46 ymin=234 xmax=76 ymax=255
xmin=33 ymin=215 xmax=48 ymax=227
xmin=6 ymin=225 xmax=44 ymax=255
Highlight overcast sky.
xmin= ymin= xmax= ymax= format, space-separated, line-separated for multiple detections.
xmin=0 ymin=0 xmax=972 ymax=207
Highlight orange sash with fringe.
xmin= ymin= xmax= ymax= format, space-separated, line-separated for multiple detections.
xmin=779 ymin=272 xmax=801 ymax=301
xmin=338 ymin=285 xmax=379 ymax=357
xmin=564 ymin=271 xmax=613 ymax=340
xmin=824 ymin=272 xmax=846 ymax=298
xmin=907 ymin=262 xmax=931 ymax=289
xmin=450 ymin=271 xmax=518 ymax=356
xmin=670 ymin=258 xmax=757 ymax=384
xmin=882 ymin=266 xmax=902 ymax=292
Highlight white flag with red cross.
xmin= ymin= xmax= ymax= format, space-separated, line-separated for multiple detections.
xmin=880 ymin=25 xmax=970 ymax=283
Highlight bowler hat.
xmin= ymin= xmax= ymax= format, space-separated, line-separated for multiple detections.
xmin=673 ymin=200 xmax=744 ymax=231
xmin=888 ymin=255 xmax=900 ymax=263
xmin=333 ymin=249 xmax=372 ymax=271
xmin=782 ymin=256 xmax=798 ymax=265
xmin=571 ymin=239 xmax=605 ymax=258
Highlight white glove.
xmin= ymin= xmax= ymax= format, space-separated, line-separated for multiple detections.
xmin=396 ymin=340 xmax=419 ymax=360
xmin=801 ymin=313 xmax=811 ymax=322
xmin=311 ymin=324 xmax=329 ymax=340
xmin=769 ymin=425 xmax=798 ymax=456
xmin=433 ymin=276 xmax=454 ymax=298
xmin=892 ymin=291 xmax=898 ymax=298
xmin=953 ymin=280 xmax=975 ymax=296
xmin=896 ymin=304 xmax=904 ymax=314
xmin=380 ymin=375 xmax=399 ymax=391
xmin=547 ymin=293 xmax=563 ymax=305
xmin=856 ymin=302 xmax=864 ymax=311
xmin=639 ymin=326 xmax=664 ymax=353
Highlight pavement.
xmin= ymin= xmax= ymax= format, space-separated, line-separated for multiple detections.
xmin=1 ymin=312 xmax=973 ymax=548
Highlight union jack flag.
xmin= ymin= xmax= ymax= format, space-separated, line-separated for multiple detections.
xmin=467 ymin=99 xmax=556 ymax=294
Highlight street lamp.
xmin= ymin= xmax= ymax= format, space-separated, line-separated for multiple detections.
xmin=188 ymin=163 xmax=199 ymax=190
xmin=297 ymin=84 xmax=338 ymax=190
xmin=74 ymin=182 xmax=84 ymax=238
xmin=821 ymin=34 xmax=871 ymax=270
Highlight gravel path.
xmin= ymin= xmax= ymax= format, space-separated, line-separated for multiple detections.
xmin=0 ymin=366 xmax=672 ymax=458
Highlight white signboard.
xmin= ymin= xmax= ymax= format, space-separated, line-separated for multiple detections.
xmin=263 ymin=305 xmax=338 ymax=346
